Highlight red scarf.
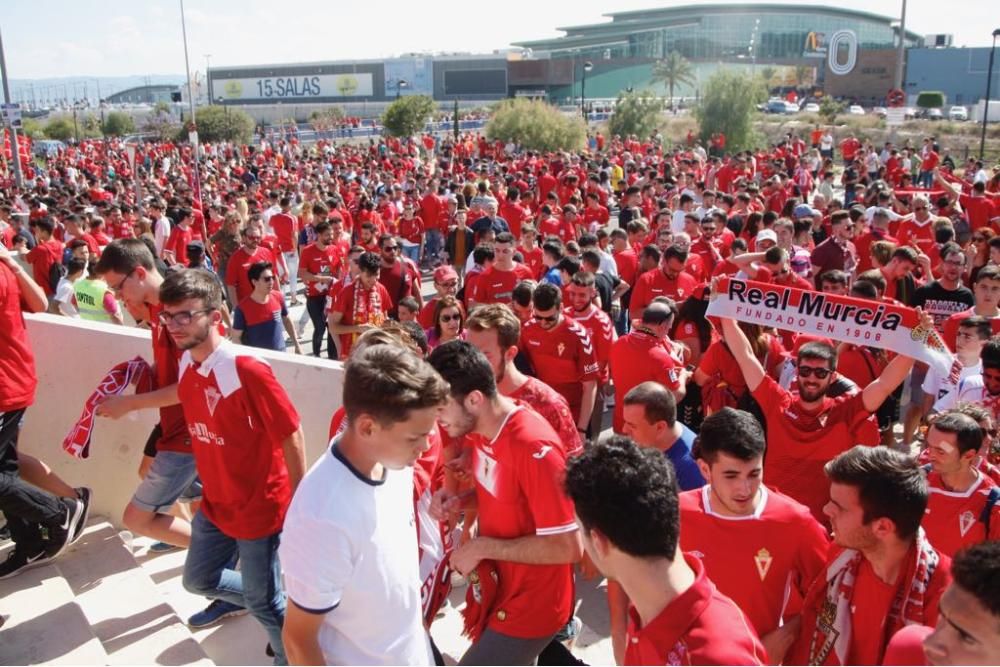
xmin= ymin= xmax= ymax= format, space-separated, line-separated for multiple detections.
xmin=64 ymin=357 xmax=152 ymax=459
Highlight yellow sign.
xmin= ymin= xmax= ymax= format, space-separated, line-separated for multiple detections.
xmin=335 ymin=75 xmax=359 ymax=96
xmin=223 ymin=80 xmax=243 ymax=98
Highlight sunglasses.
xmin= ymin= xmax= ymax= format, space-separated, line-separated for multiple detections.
xmin=798 ymin=366 xmax=832 ymax=379
xmin=534 ymin=313 xmax=559 ymax=323
xmin=258 ymin=275 xmax=275 ymax=282
xmin=440 ymin=313 xmax=461 ymax=323
xmin=383 ymin=245 xmax=400 ymax=252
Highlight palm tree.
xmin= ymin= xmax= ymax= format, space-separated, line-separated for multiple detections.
xmin=652 ymin=51 xmax=696 ymax=109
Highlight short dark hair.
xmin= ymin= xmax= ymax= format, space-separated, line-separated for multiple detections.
xmin=850 ymin=281 xmax=878 ymax=300
xmin=640 ymin=245 xmax=662 ymax=264
xmin=981 ymin=336 xmax=1000 ymax=372
xmin=958 ymin=315 xmax=992 ymax=341
xmin=819 ymin=269 xmax=850 ymax=287
xmin=67 ymin=257 xmax=88 ymax=275
xmin=532 ymin=282 xmax=562 ymax=311
xmin=663 ymin=246 xmax=688 ymax=263
xmin=564 ymin=436 xmax=680 ymax=559
xmin=511 ymin=280 xmax=535 ymax=308
xmin=398 ymin=296 xmax=420 ymax=313
xmin=473 ymin=244 xmax=496 ymax=265
xmin=930 ymin=411 xmax=985 ymax=456
xmin=825 ymin=445 xmax=928 ymax=539
xmin=623 ymin=381 xmax=677 ymax=427
xmin=96 ymin=238 xmax=156 ymax=275
xmin=357 ymin=252 xmax=381 ymax=274
xmin=427 ymin=339 xmax=498 ymax=400
xmin=159 ymin=268 xmax=224 ymax=311
xmin=313 ymin=220 xmax=332 ymax=235
xmin=247 ymin=261 xmax=273 ymax=283
xmin=495 ymin=231 xmax=515 ymax=245
xmin=975 ymin=265 xmax=1000 ymax=284
xmin=580 ymin=250 xmax=601 ymax=271
xmin=951 ymin=541 xmax=1000 ymax=618
xmin=798 ymin=340 xmax=838 ymax=369
xmin=693 ymin=408 xmax=766 ymax=463
xmin=556 ymin=256 xmax=581 ymax=277
xmin=542 ymin=241 xmax=564 ymax=261
xmin=343 ymin=345 xmax=449 ymax=426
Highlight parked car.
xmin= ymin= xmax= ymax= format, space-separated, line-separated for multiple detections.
xmin=948 ymin=106 xmax=968 ymax=121
xmin=904 ymin=106 xmax=918 ymax=120
xmin=848 ymin=105 xmax=866 ymax=115
xmin=766 ymin=99 xmax=798 ymax=114
xmin=926 ymin=108 xmax=944 ymax=121
xmin=873 ymin=107 xmax=888 ymax=118
xmin=32 ymin=140 xmax=65 ymax=158
xmin=803 ymin=102 xmax=820 ymax=113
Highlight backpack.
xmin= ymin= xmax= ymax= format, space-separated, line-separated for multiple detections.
xmin=48 ymin=260 xmax=67 ymax=294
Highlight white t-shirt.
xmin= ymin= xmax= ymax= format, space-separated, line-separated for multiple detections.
xmin=925 ymin=360 xmax=982 ymax=412
xmin=671 ymin=209 xmax=688 ymax=234
xmin=55 ymin=277 xmax=79 ymax=317
xmin=279 ymin=440 xmax=433 ymax=666
xmin=153 ymin=216 xmax=172 ymax=255
xmin=934 ymin=373 xmax=991 ymax=414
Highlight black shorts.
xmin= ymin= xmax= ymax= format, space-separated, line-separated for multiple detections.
xmin=142 ymin=423 xmax=163 ymax=458
xmin=876 ymin=386 xmax=903 ymax=431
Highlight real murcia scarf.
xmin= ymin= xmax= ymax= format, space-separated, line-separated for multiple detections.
xmin=63 ymin=357 xmax=153 ymax=459
xmin=351 ymin=277 xmax=385 ymax=346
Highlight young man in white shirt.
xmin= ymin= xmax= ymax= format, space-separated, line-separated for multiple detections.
xmin=280 ymin=345 xmax=449 ymax=666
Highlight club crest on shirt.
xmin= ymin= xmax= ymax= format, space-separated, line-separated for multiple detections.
xmin=204 ymin=386 xmax=222 ymax=416
xmin=557 ymin=342 xmax=566 ymax=356
xmin=959 ymin=510 xmax=976 ymax=537
xmin=754 ymin=547 xmax=773 ymax=581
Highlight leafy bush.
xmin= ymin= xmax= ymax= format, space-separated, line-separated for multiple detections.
xmin=608 ymin=90 xmax=663 ymax=139
xmin=818 ymin=97 xmax=843 ymax=124
xmin=695 ymin=70 xmax=767 ymax=152
xmin=309 ymin=106 xmax=345 ymax=131
xmin=142 ymin=110 xmax=179 ymax=142
xmin=486 ymin=99 xmax=585 ymax=152
xmin=177 ymin=105 xmax=254 ymax=144
xmin=43 ymin=117 xmax=74 ymax=141
xmin=102 ymin=111 xmax=136 ymax=137
xmin=381 ymin=95 xmax=435 ymax=138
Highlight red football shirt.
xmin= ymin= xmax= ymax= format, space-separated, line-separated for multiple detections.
xmin=0 ymin=262 xmax=37 ymax=412
xmin=630 ymin=267 xmax=698 ymax=313
xmin=613 ymin=248 xmax=639 ymax=288
xmin=566 ymin=305 xmax=615 ymax=382
xmin=471 ymin=406 xmax=578 ymax=638
xmin=519 ymin=316 xmax=599 ymax=421
xmin=331 ymin=281 xmax=392 ymax=358
xmin=624 ymin=554 xmax=767 ymax=666
xmin=471 ymin=264 xmax=534 ymax=305
xmin=923 ymin=471 xmax=1000 ymax=558
xmin=25 ymin=239 xmax=63 ymax=296
xmin=507 ymin=378 xmax=583 ymax=458
xmin=752 ymin=376 xmax=875 ymax=522
xmin=298 ymin=242 xmax=342 ymax=298
xmin=225 ymin=246 xmax=277 ymax=303
xmin=148 ymin=302 xmax=190 ymax=454
xmin=517 ymin=245 xmax=544 ymax=280
xmin=609 ymin=330 xmax=683 ymax=433
xmin=164 ymin=225 xmax=193 ymax=266
xmin=679 ymin=486 xmax=830 ymax=637
xmin=177 ymin=342 xmax=300 ymax=539
xmin=269 ymin=212 xmax=298 ymax=253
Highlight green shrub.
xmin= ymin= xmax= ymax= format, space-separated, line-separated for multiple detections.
xmin=486 ymin=98 xmax=586 ymax=152
xmin=381 ymin=95 xmax=435 ymax=138
xmin=608 ymin=90 xmax=663 ymax=139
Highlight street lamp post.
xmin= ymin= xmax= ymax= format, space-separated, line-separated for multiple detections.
xmin=980 ymin=28 xmax=1000 ymax=160
xmin=396 ymin=79 xmax=409 ymax=100
xmin=581 ymin=60 xmax=593 ymax=121
xmin=179 ymin=0 xmax=202 ymax=206
xmin=0 ymin=25 xmax=24 ymax=187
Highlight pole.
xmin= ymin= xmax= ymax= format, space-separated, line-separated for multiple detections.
xmin=893 ymin=0 xmax=907 ymax=90
xmin=204 ymin=54 xmax=212 ymax=101
xmin=0 ymin=26 xmax=24 ymax=188
xmin=73 ymin=106 xmax=79 ymax=143
xmin=453 ymin=98 xmax=459 ymax=142
xmin=581 ymin=63 xmax=587 ymax=120
xmin=982 ymin=32 xmax=999 ymax=160
xmin=179 ymin=0 xmax=202 ymax=206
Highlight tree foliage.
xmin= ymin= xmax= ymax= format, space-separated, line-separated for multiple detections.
xmin=142 ymin=110 xmax=179 ymax=142
xmin=818 ymin=96 xmax=843 ymax=123
xmin=695 ymin=70 xmax=767 ymax=152
xmin=181 ymin=105 xmax=254 ymax=143
xmin=381 ymin=95 xmax=435 ymax=138
xmin=651 ymin=51 xmax=696 ymax=107
xmin=20 ymin=117 xmax=45 ymax=139
xmin=608 ymin=90 xmax=663 ymax=139
xmin=486 ymin=98 xmax=586 ymax=153
xmin=102 ymin=111 xmax=136 ymax=137
xmin=916 ymin=91 xmax=946 ymax=109
xmin=309 ymin=106 xmax=345 ymax=131
xmin=43 ymin=117 xmax=74 ymax=141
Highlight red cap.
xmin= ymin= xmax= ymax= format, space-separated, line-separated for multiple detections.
xmin=433 ymin=265 xmax=458 ymax=283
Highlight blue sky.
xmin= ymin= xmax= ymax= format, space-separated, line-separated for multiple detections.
xmin=2 ymin=0 xmax=994 ymax=79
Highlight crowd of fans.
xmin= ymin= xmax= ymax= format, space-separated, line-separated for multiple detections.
xmin=1 ymin=125 xmax=1000 ymax=666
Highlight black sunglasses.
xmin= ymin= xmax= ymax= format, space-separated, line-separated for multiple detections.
xmin=798 ymin=366 xmax=832 ymax=379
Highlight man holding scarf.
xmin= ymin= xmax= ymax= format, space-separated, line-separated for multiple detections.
xmin=788 ymin=446 xmax=952 ymax=666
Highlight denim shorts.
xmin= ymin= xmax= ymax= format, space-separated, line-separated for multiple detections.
xmin=130 ymin=450 xmax=202 ymax=513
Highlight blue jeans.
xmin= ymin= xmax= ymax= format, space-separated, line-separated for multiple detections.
xmin=424 ymin=229 xmax=443 ymax=265
xmin=401 ymin=242 xmax=421 ymax=265
xmin=183 ymin=511 xmax=287 ymax=665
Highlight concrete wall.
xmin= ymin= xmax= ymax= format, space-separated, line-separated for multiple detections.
xmin=18 ymin=314 xmax=344 ymax=526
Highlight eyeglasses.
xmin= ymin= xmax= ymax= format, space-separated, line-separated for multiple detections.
xmin=943 ymin=259 xmax=965 ymax=267
xmin=440 ymin=313 xmax=461 ymax=323
xmin=258 ymin=275 xmax=275 ymax=282
xmin=534 ymin=313 xmax=559 ymax=323
xmin=382 ymin=245 xmax=400 ymax=252
xmin=157 ymin=309 xmax=215 ymax=327
xmin=110 ymin=268 xmax=137 ymax=294
xmin=797 ymin=366 xmax=832 ymax=379
xmin=438 ymin=281 xmax=458 ymax=289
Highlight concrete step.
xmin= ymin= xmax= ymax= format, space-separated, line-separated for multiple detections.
xmin=56 ymin=520 xmax=213 ymax=666
xmin=0 ymin=554 xmax=109 ymax=665
xmin=131 ymin=536 xmax=271 ymax=666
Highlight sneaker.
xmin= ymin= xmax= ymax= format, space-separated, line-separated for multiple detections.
xmin=0 ymin=546 xmax=51 ymax=580
xmin=45 ymin=497 xmax=86 ymax=560
xmin=187 ymin=599 xmax=249 ymax=628
xmin=554 ymin=616 xmax=583 ymax=647
xmin=149 ymin=541 xmax=182 ymax=554
xmin=72 ymin=487 xmax=92 ymax=542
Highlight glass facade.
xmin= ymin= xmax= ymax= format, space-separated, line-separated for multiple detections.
xmin=548 ymin=11 xmax=920 ymax=64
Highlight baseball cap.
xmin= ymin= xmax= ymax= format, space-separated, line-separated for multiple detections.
xmin=433 ymin=266 xmax=458 ymax=283
xmin=793 ymin=204 xmax=821 ymax=220
xmin=756 ymin=229 xmax=778 ymax=245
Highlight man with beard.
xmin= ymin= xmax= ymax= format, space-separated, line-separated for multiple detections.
xmin=428 ymin=341 xmax=582 ymax=665
xmin=465 ymin=304 xmax=582 ymax=457
xmin=564 ymin=272 xmax=616 ymax=437
xmin=225 ymin=226 xmax=276 ymax=306
xmin=719 ymin=311 xmax=928 ymax=522
xmin=788 ymin=446 xmax=951 ymax=666
xmin=156 ymin=269 xmax=306 ymax=664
